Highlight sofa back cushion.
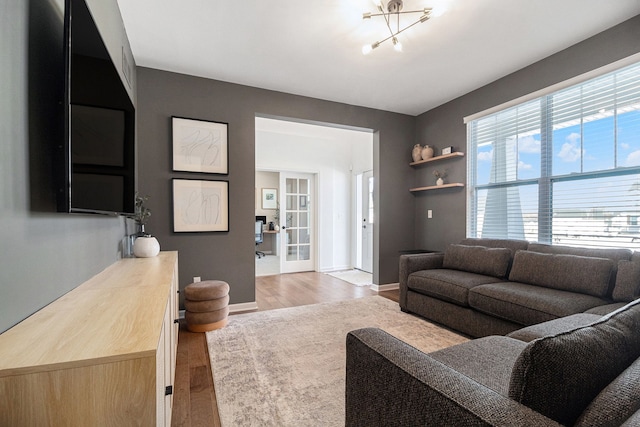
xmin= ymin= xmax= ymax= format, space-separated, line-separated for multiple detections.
xmin=443 ymin=244 xmax=512 ymax=278
xmin=574 ymin=357 xmax=640 ymax=426
xmin=460 ymin=238 xmax=529 ymax=256
xmin=508 ymin=250 xmax=613 ymax=298
xmin=612 ymin=260 xmax=640 ymax=302
xmin=527 ymin=242 xmax=632 ymax=261
xmin=528 ymin=243 xmax=632 ymax=295
xmin=508 ymin=299 xmax=640 ymax=426
xmin=509 ymin=300 xmax=640 ymax=425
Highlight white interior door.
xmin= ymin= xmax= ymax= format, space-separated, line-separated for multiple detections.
xmin=361 ymin=170 xmax=374 ymax=273
xmin=280 ymin=172 xmax=315 ymax=273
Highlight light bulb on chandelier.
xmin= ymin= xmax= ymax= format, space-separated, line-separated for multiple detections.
xmin=392 ymin=37 xmax=403 ymax=52
xmin=362 ymin=42 xmax=380 ymax=55
xmin=361 ymin=0 xmax=431 ymax=54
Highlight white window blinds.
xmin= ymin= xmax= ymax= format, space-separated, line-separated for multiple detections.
xmin=467 ymin=61 xmax=640 ymax=249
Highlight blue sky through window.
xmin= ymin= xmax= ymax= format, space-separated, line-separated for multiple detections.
xmin=476 ymin=109 xmax=640 ymax=183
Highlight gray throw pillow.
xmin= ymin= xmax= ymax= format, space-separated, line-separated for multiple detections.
xmin=612 ymin=260 xmax=640 ymax=302
xmin=442 ymin=244 xmax=512 ymax=278
xmin=508 ymin=299 xmax=640 ymax=426
xmin=508 ymin=250 xmax=613 ymax=297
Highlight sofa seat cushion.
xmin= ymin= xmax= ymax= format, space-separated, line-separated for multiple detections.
xmin=508 ymin=299 xmax=640 ymax=426
xmin=508 ymin=250 xmax=614 ymax=297
xmin=585 ymin=302 xmax=628 ymax=315
xmin=407 ymin=269 xmax=503 ymax=307
xmin=443 ymin=244 xmax=513 ymax=278
xmin=507 ymin=313 xmax=602 ymax=342
xmin=469 ymin=282 xmax=610 ymax=325
xmin=428 ymin=335 xmax=527 ymax=395
xmin=575 ymin=357 xmax=640 ymax=427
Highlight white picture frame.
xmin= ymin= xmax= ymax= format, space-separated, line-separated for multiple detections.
xmin=173 ymin=179 xmax=229 ymax=232
xmin=262 ymin=188 xmax=278 ymax=210
xmin=172 ymin=117 xmax=228 ymax=174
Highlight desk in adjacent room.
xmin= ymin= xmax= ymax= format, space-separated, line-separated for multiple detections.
xmin=261 ymin=230 xmax=280 ymax=255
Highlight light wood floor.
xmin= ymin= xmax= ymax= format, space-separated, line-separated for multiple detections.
xmin=170 ymin=272 xmax=399 ymax=427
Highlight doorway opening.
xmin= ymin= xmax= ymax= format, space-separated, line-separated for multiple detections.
xmin=255 ymin=116 xmax=374 ymax=278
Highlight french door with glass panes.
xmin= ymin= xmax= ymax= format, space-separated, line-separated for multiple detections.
xmin=279 ymin=172 xmax=315 ymax=273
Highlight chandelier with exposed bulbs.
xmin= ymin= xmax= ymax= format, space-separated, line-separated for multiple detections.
xmin=362 ymin=0 xmax=432 ymax=54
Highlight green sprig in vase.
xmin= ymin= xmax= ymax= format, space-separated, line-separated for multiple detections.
xmin=129 ymin=193 xmax=160 ymax=257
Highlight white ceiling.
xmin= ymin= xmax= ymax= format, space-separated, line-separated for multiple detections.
xmin=117 ymin=0 xmax=640 ymax=116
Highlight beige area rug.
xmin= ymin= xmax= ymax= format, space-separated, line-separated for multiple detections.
xmin=326 ymin=269 xmax=373 ymax=286
xmin=206 ymin=296 xmax=468 ymax=426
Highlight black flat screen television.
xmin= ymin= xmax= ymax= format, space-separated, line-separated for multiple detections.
xmin=57 ymin=0 xmax=135 ymax=215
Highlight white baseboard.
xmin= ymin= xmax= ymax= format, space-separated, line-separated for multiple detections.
xmin=319 ymin=265 xmax=352 ymax=273
xmin=229 ymin=301 xmax=259 ymax=313
xmin=372 ymin=282 xmax=399 ymax=292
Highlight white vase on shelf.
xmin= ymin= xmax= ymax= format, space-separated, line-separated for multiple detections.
xmin=436 ymin=177 xmax=444 ymax=186
xmin=133 ymin=236 xmax=160 ymax=257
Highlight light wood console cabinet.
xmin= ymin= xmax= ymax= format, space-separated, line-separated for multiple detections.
xmin=0 ymin=251 xmax=179 ymax=426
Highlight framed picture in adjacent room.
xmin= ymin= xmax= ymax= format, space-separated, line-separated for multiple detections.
xmin=173 ymin=179 xmax=229 ymax=232
xmin=262 ymin=188 xmax=278 ymax=209
xmin=172 ymin=117 xmax=228 ymax=174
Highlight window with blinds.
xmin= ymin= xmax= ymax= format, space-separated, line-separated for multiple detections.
xmin=467 ymin=61 xmax=640 ymax=249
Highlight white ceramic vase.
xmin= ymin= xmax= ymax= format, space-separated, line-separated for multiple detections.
xmin=436 ymin=177 xmax=444 ymax=186
xmin=133 ymin=236 xmax=160 ymax=258
xmin=421 ymin=145 xmax=434 ymax=160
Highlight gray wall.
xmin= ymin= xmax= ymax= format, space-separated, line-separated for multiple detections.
xmin=414 ymin=14 xmax=640 ymax=251
xmin=0 ymin=0 xmax=132 ymax=333
xmin=136 ymin=68 xmax=416 ymax=305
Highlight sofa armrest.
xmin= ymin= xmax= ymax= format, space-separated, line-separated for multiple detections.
xmin=399 ymin=253 xmax=444 ymax=308
xmin=345 ymin=328 xmax=563 ymax=427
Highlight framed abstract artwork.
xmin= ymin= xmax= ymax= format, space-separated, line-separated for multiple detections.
xmin=172 ymin=117 xmax=228 ymax=174
xmin=173 ymin=179 xmax=229 ymax=232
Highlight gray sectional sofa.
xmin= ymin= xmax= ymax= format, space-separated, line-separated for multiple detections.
xmin=399 ymin=238 xmax=639 ymax=337
xmin=344 ymin=238 xmax=640 ymax=426
xmin=346 ymin=298 xmax=640 ymax=426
